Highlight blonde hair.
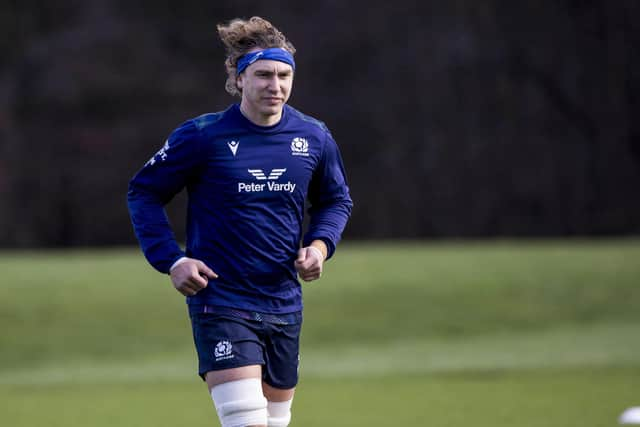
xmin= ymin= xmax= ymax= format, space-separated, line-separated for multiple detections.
xmin=217 ymin=16 xmax=296 ymax=96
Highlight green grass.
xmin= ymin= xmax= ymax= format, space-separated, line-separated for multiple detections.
xmin=1 ymin=240 xmax=639 ymax=426
xmin=1 ymin=369 xmax=637 ymax=427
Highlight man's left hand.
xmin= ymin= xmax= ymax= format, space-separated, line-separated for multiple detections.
xmin=295 ymin=245 xmax=325 ymax=282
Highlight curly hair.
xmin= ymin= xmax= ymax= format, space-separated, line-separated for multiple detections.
xmin=217 ymin=16 xmax=296 ymax=96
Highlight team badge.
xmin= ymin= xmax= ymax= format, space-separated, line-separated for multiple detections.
xmin=214 ymin=340 xmax=234 ymax=361
xmin=291 ymin=137 xmax=309 ymax=156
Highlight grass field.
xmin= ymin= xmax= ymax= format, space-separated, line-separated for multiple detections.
xmin=1 ymin=240 xmax=639 ymax=426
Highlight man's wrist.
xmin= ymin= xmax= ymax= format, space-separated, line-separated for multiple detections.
xmin=309 ymin=240 xmax=327 ymax=260
xmin=169 ymin=257 xmax=189 ymax=272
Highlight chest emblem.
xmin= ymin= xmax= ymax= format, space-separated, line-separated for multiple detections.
xmin=291 ymin=137 xmax=309 ymax=157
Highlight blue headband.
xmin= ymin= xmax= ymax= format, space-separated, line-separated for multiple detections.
xmin=236 ymin=48 xmax=296 ymax=75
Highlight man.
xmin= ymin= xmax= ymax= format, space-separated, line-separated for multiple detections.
xmin=127 ymin=16 xmax=352 ymax=427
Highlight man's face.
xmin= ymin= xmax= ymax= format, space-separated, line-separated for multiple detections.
xmin=237 ymin=58 xmax=294 ymax=123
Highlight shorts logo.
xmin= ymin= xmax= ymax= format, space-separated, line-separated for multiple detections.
xmin=214 ymin=340 xmax=234 ymax=361
xmin=291 ymin=137 xmax=309 ymax=157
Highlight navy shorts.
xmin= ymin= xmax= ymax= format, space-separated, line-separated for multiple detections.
xmin=189 ymin=305 xmax=302 ymax=389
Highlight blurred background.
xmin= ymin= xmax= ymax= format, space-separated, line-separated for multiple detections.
xmin=2 ymin=0 xmax=639 ymax=247
xmin=2 ymin=2 xmax=640 ymax=426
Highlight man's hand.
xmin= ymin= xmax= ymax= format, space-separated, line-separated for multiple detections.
xmin=295 ymin=242 xmax=326 ymax=282
xmin=170 ymin=258 xmax=218 ymax=296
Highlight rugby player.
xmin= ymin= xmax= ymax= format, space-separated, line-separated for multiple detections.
xmin=127 ymin=16 xmax=352 ymax=427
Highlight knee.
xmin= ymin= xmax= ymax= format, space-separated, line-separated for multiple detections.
xmin=211 ymin=378 xmax=268 ymax=427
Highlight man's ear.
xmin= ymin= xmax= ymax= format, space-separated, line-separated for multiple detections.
xmin=236 ymin=75 xmax=243 ymax=90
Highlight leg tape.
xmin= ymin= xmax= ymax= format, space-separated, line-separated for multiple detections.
xmin=211 ymin=378 xmax=267 ymax=427
xmin=267 ymin=399 xmax=293 ymax=427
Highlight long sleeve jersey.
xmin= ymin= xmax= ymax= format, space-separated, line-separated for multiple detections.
xmin=127 ymin=104 xmax=353 ymax=314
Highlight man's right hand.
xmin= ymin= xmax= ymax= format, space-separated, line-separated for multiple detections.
xmin=169 ymin=258 xmax=218 ymax=296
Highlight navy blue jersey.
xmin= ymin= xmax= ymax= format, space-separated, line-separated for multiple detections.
xmin=127 ymin=104 xmax=352 ymax=313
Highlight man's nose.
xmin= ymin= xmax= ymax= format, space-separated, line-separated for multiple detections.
xmin=266 ymin=76 xmax=280 ymax=91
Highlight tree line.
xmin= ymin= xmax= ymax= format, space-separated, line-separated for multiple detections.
xmin=1 ymin=0 xmax=638 ymax=246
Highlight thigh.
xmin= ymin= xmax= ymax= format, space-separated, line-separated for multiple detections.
xmin=206 ymin=365 xmax=262 ymax=391
xmin=262 ymin=380 xmax=295 ymax=402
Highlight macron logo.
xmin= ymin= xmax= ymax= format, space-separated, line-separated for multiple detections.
xmin=248 ymin=168 xmax=287 ymax=180
xmin=227 ymin=140 xmax=239 ymax=156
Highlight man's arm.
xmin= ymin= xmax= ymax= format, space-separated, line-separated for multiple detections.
xmin=300 ymin=132 xmax=353 ymax=279
xmin=127 ymin=120 xmax=206 ymax=274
